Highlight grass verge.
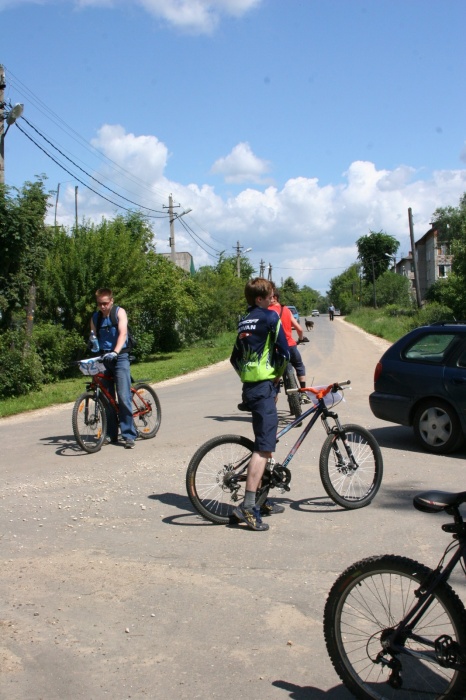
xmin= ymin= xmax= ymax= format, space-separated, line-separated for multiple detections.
xmin=0 ymin=332 xmax=236 ymax=419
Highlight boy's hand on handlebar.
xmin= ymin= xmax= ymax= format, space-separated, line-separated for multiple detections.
xmin=103 ymin=351 xmax=118 ymax=362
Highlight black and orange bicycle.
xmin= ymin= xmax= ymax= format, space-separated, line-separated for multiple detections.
xmin=72 ymin=356 xmax=161 ymax=453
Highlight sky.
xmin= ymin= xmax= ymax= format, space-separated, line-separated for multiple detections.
xmin=1 ymin=0 xmax=466 ymax=294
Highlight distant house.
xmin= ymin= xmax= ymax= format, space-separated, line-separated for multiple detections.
xmin=394 ymin=253 xmax=416 ymax=296
xmin=160 ymin=251 xmax=195 ymax=275
xmin=414 ymin=227 xmax=453 ymax=301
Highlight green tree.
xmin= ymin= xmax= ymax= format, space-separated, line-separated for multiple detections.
xmin=356 ymin=230 xmax=399 ymax=283
xmin=38 ymin=212 xmax=153 ymax=337
xmin=327 ymin=263 xmax=361 ymax=314
xmin=0 ymin=178 xmax=51 ymax=332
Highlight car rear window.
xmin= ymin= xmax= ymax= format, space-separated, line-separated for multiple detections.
xmin=403 ymin=333 xmax=458 ymax=363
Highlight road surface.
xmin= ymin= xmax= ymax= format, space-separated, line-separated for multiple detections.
xmin=1 ymin=316 xmax=465 ymax=699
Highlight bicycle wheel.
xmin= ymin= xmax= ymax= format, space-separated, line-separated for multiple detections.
xmin=324 ymin=555 xmax=466 ymax=700
xmin=283 ymin=363 xmax=302 ymax=419
xmin=186 ymin=435 xmax=254 ymax=524
xmin=319 ymin=424 xmax=382 ymax=509
xmin=72 ymin=392 xmax=107 ymax=453
xmin=132 ymin=383 xmax=161 ymax=439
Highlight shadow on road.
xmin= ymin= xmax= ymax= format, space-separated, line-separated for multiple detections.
xmin=40 ymin=434 xmax=86 ymax=456
xmin=272 ymin=679 xmax=352 ymax=698
xmin=370 ymin=425 xmax=466 ymax=459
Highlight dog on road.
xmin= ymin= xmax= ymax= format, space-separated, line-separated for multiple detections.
xmin=305 ymin=319 xmax=314 ymax=331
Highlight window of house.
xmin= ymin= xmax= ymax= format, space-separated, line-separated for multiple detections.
xmin=438 ymin=264 xmax=451 ymax=278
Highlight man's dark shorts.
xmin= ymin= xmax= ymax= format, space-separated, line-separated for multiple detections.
xmin=242 ymin=380 xmax=278 ymax=452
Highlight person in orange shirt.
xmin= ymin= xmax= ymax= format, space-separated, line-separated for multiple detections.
xmin=268 ymin=286 xmax=310 ymax=396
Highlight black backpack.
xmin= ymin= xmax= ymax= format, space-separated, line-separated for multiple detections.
xmin=95 ymin=305 xmax=137 ymax=352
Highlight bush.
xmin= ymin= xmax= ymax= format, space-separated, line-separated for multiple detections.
xmin=32 ymin=322 xmax=86 ymax=382
xmin=0 ymin=330 xmax=44 ymax=398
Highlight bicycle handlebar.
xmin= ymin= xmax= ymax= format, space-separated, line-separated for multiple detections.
xmin=287 ymin=380 xmax=351 ymax=397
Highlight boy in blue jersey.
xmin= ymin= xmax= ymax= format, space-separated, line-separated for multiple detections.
xmin=230 ymin=278 xmax=290 ymax=531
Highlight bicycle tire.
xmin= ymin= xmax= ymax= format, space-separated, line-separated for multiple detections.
xmin=319 ymin=424 xmax=382 ymax=509
xmin=324 ymin=554 xmax=466 ymax=700
xmin=283 ymin=363 xmax=302 ymax=419
xmin=132 ymin=383 xmax=161 ymax=439
xmin=186 ymin=435 xmax=255 ymax=524
xmin=72 ymin=391 xmax=107 ymax=453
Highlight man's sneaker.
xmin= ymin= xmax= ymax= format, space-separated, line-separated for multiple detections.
xmin=125 ymin=439 xmax=135 ymax=449
xmin=232 ymin=504 xmax=269 ymax=531
xmin=103 ymin=436 xmax=118 ymax=445
xmin=260 ymin=499 xmax=285 ymax=516
xmin=237 ymin=402 xmax=251 ymax=412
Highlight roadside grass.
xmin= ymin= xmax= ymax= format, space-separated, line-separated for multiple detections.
xmin=344 ymin=308 xmax=413 ymax=343
xmin=345 ymin=303 xmax=454 ymax=343
xmin=0 ymin=332 xmax=236 ymax=419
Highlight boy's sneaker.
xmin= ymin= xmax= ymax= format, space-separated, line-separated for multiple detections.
xmin=237 ymin=402 xmax=251 ymax=412
xmin=301 ymin=393 xmax=313 ymax=404
xmin=125 ymin=439 xmax=135 ymax=449
xmin=232 ymin=504 xmax=269 ymax=531
xmin=260 ymin=499 xmax=285 ymax=516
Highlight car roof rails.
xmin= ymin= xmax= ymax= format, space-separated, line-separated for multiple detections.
xmin=430 ymin=320 xmax=466 ymax=326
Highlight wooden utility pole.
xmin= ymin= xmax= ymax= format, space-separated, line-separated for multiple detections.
xmin=75 ymin=186 xmax=78 ymax=231
xmin=0 ymin=64 xmax=6 ymax=185
xmin=408 ymin=207 xmax=422 ymax=308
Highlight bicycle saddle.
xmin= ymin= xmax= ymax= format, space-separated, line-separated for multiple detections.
xmin=414 ymin=490 xmax=466 ymax=513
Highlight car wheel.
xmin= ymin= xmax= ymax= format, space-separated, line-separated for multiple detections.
xmin=413 ymin=400 xmax=464 ymax=454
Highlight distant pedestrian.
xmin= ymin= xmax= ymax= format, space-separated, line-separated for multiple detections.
xmin=328 ymin=304 xmax=335 ymax=321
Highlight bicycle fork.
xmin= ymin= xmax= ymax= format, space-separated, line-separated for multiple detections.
xmin=321 ymin=412 xmax=359 ymax=472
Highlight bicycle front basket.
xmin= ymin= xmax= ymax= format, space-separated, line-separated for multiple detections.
xmin=306 ymin=386 xmax=344 ymax=408
xmin=78 ymin=358 xmax=105 ymax=376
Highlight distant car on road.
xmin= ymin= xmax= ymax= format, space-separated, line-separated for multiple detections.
xmin=369 ymin=322 xmax=466 ymax=454
xmin=334 ymin=309 xmax=341 ymax=316
xmin=286 ymin=306 xmax=300 ymax=322
xmin=311 ymin=310 xmax=320 ymax=317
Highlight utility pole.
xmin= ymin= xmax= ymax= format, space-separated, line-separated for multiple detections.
xmin=267 ymin=263 xmax=273 ymax=281
xmin=0 ymin=64 xmax=6 ymax=184
xmin=75 ymin=186 xmax=78 ymax=231
xmin=259 ymin=259 xmax=265 ymax=277
xmin=234 ymin=241 xmax=252 ymax=278
xmin=371 ymin=257 xmax=377 ymax=308
xmin=408 ymin=207 xmax=422 ymax=308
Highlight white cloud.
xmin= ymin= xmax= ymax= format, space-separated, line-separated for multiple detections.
xmin=0 ymin=0 xmax=261 ymax=32
xmin=49 ymin=125 xmax=466 ymax=295
xmin=211 ymin=142 xmax=272 ymax=184
xmin=91 ymin=124 xmax=169 ymax=181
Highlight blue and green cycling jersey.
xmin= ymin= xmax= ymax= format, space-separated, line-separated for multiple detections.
xmin=230 ymin=306 xmax=290 ymax=382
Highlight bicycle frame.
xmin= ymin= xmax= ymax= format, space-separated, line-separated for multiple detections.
xmin=383 ymin=520 xmax=466 ymax=674
xmin=82 ymin=371 xmax=153 ymax=422
xmin=227 ymin=383 xmax=351 ymax=484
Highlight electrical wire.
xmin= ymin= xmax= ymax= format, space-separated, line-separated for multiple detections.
xmin=20 ymin=116 xmax=168 ymax=215
xmin=15 ymin=121 xmax=168 ymax=219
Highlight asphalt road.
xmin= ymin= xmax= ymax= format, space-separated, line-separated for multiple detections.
xmin=1 ymin=316 xmax=465 ymax=699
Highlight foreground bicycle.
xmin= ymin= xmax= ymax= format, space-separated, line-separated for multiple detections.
xmin=186 ymin=380 xmax=383 ymax=523
xmin=324 ymin=489 xmax=466 ymax=700
xmin=72 ymin=356 xmax=161 ymax=453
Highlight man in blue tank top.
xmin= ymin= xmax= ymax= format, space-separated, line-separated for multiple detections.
xmin=91 ymin=288 xmax=137 ymax=449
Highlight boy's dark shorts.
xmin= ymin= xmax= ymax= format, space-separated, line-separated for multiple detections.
xmin=242 ymin=380 xmax=278 ymax=453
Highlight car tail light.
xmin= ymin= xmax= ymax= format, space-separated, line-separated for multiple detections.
xmin=374 ymin=361 xmax=382 ymax=384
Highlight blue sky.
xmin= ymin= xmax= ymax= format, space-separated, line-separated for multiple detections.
xmin=2 ymin=0 xmax=466 ymax=294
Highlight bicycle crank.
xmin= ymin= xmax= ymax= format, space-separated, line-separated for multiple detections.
xmin=269 ymin=464 xmax=292 ymax=492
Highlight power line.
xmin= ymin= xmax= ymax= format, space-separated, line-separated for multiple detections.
xmin=15 ymin=121 xmax=168 ymax=218
xmin=20 ymin=116 xmax=168 ymax=215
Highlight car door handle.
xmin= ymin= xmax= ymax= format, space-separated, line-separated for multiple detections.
xmin=452 ymin=378 xmax=466 ymax=384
